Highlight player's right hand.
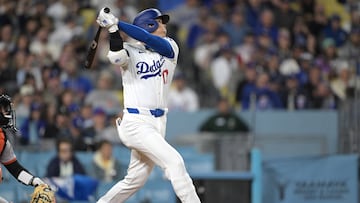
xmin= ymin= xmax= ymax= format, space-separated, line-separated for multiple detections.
xmin=96 ymin=7 xmax=119 ymax=33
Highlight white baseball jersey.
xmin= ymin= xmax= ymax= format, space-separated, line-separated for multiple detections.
xmin=121 ymin=37 xmax=179 ymax=109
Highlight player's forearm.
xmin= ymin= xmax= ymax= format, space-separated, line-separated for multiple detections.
xmin=118 ymin=21 xmax=174 ymax=58
xmin=4 ymin=160 xmax=39 ymax=186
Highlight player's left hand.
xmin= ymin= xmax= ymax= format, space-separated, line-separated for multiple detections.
xmin=30 ymin=184 xmax=56 ymax=203
xmin=96 ymin=7 xmax=119 ymax=33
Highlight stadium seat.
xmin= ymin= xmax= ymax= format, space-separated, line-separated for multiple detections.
xmin=19 ymin=150 xmax=56 ymax=178
xmin=184 ymin=153 xmax=215 ymax=174
xmin=75 ymin=151 xmax=95 ymax=175
xmin=148 ymin=166 xmax=164 ymax=181
xmin=112 ymin=145 xmax=131 ymax=165
xmin=138 ymin=179 xmax=175 ymax=203
xmin=0 ymin=183 xmax=17 ymax=203
xmin=175 ymin=145 xmax=198 ymax=158
xmin=96 ymin=181 xmax=116 ymax=198
xmin=16 ymin=184 xmax=34 ymax=202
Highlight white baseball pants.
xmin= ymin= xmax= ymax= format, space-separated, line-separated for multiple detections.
xmin=97 ymin=113 xmax=200 ymax=203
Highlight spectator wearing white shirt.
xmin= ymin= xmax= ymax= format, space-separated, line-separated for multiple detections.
xmin=168 ymin=72 xmax=199 ymax=112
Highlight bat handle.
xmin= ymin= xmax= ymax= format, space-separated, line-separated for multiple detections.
xmin=104 ymin=7 xmax=110 ymax=13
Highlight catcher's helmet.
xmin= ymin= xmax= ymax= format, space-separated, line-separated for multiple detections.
xmin=133 ymin=8 xmax=169 ymax=33
xmin=0 ymin=95 xmax=14 ymax=127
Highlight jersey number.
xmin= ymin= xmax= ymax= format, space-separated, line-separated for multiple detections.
xmin=162 ymin=69 xmax=169 ymax=84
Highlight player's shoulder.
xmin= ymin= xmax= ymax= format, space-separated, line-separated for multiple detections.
xmin=164 ymin=37 xmax=178 ymax=46
xmin=164 ymin=37 xmax=179 ymax=55
xmin=124 ymin=42 xmax=145 ymax=51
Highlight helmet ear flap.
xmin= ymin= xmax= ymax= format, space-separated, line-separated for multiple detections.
xmin=133 ymin=8 xmax=168 ymax=33
xmin=0 ymin=95 xmax=14 ymax=127
xmin=136 ymin=18 xmax=159 ymax=33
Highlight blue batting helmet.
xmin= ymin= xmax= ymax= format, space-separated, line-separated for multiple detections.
xmin=133 ymin=8 xmax=169 ymax=33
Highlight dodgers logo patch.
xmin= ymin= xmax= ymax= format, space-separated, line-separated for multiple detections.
xmin=136 ymin=56 xmax=165 ymax=79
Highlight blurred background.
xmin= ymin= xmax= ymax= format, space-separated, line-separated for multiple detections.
xmin=0 ymin=0 xmax=359 ymax=202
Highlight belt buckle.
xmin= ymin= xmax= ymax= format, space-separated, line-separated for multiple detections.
xmin=151 ymin=109 xmax=164 ymax=117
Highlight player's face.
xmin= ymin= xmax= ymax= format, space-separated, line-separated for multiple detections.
xmin=152 ymin=19 xmax=167 ymax=37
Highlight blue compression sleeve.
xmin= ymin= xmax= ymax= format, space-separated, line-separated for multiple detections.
xmin=118 ymin=21 xmax=174 ymax=58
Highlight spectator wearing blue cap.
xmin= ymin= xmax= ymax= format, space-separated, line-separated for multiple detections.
xmin=82 ymin=107 xmax=109 ymax=151
xmin=253 ymin=9 xmax=279 ymax=44
xmin=69 ymin=116 xmax=87 ymax=151
xmin=235 ymin=63 xmax=258 ymax=106
xmin=322 ymin=14 xmax=348 ymax=47
xmin=241 ymin=72 xmax=283 ymax=110
xmin=19 ymin=102 xmax=46 ymax=147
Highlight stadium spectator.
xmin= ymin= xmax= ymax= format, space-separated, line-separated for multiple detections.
xmin=168 ymin=71 xmax=199 ymax=112
xmin=254 ymin=9 xmax=279 ymax=44
xmin=338 ymin=27 xmax=360 ymax=68
xmin=199 ymin=97 xmax=249 ymax=133
xmin=99 ymin=113 xmax=122 ymax=145
xmin=245 ymin=0 xmax=264 ymax=29
xmin=322 ymin=14 xmax=348 ymax=47
xmin=330 ymin=61 xmax=356 ymax=101
xmin=69 ymin=116 xmax=88 ymax=151
xmin=210 ymin=41 xmax=240 ymax=100
xmin=280 ymin=75 xmax=308 ymax=110
xmin=46 ymin=137 xmax=86 ymax=178
xmin=91 ymin=140 xmax=123 ymax=182
xmin=236 ymin=63 xmax=258 ymax=107
xmin=306 ymin=3 xmax=328 ymax=39
xmin=14 ymin=85 xmax=35 ymax=125
xmin=82 ymin=107 xmax=109 ymax=151
xmin=19 ymin=102 xmax=46 ymax=147
xmin=222 ymin=9 xmax=251 ymax=46
xmin=241 ymin=72 xmax=283 ymax=110
xmin=85 ymin=70 xmax=122 ymax=115
xmin=273 ymin=0 xmax=298 ymax=31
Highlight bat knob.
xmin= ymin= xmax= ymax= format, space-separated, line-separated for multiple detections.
xmin=104 ymin=7 xmax=110 ymax=13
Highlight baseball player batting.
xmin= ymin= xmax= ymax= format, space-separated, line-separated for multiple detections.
xmin=95 ymin=7 xmax=201 ymax=203
xmin=0 ymin=95 xmax=46 ymax=202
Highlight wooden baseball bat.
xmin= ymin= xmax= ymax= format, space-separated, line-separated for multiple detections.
xmin=84 ymin=7 xmax=110 ymax=69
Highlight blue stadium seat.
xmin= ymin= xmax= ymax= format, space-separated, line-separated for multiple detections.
xmin=16 ymin=184 xmax=34 ymax=202
xmin=138 ymin=179 xmax=175 ymax=203
xmin=96 ymin=181 xmax=116 ymax=198
xmin=175 ymin=145 xmax=198 ymax=158
xmin=75 ymin=151 xmax=95 ymax=175
xmin=19 ymin=150 xmax=56 ymax=177
xmin=112 ymin=145 xmax=131 ymax=165
xmin=0 ymin=183 xmax=17 ymax=203
xmin=184 ymin=153 xmax=215 ymax=174
xmin=148 ymin=166 xmax=164 ymax=181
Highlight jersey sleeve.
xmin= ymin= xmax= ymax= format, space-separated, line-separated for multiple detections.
xmin=165 ymin=37 xmax=179 ymax=63
xmin=118 ymin=21 xmax=175 ymax=58
xmin=0 ymin=140 xmax=17 ymax=165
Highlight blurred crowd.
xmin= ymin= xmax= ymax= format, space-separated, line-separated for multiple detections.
xmin=0 ymin=0 xmax=359 ymax=150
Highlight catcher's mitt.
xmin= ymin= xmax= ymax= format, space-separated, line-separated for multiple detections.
xmin=30 ymin=184 xmax=56 ymax=203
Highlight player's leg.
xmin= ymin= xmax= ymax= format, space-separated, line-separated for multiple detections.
xmin=97 ymin=149 xmax=154 ymax=203
xmin=142 ymin=132 xmax=200 ymax=203
xmin=126 ymin=116 xmax=199 ymax=203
